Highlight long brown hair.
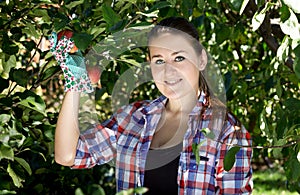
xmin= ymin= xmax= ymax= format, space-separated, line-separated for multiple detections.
xmin=148 ymin=17 xmax=239 ymax=141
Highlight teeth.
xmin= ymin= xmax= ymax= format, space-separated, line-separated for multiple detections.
xmin=165 ymin=79 xmax=181 ymax=85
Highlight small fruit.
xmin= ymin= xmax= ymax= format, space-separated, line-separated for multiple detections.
xmin=57 ymin=30 xmax=78 ymax=53
xmin=87 ymin=65 xmax=101 ymax=85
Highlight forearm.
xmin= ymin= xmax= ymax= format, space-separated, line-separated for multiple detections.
xmin=55 ymin=91 xmax=81 ymax=166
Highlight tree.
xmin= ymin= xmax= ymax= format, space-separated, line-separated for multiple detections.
xmin=0 ymin=0 xmax=299 ymax=194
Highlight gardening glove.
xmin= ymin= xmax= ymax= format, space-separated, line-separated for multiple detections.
xmin=49 ymin=32 xmax=94 ymax=93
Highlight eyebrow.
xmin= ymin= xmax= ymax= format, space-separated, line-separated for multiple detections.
xmin=151 ymin=50 xmax=186 ymax=59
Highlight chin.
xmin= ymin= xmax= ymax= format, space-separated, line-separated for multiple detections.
xmin=160 ymin=89 xmax=185 ymax=100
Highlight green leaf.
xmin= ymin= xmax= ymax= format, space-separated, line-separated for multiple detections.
xmin=224 ymin=146 xmax=240 ymax=171
xmin=285 ymin=155 xmax=300 ymax=181
xmin=22 ymin=40 xmax=36 ymax=51
xmin=30 ymin=8 xmax=51 ymax=22
xmin=2 ymin=41 xmax=19 ymax=55
xmin=273 ymin=139 xmax=285 ymax=158
xmin=118 ymin=58 xmax=141 ymax=68
xmin=134 ymin=187 xmax=148 ymax=194
xmin=0 ymin=189 xmax=17 ymax=194
xmin=7 ymin=163 xmax=24 ymax=188
xmin=192 ymin=140 xmax=205 ymax=164
xmin=192 ymin=143 xmax=200 ymax=164
xmin=72 ymin=33 xmax=93 ymax=51
xmin=40 ymin=65 xmax=61 ymax=81
xmin=115 ymin=188 xmax=134 ymax=195
xmin=201 ymin=128 xmax=215 ymax=140
xmin=0 ymin=144 xmax=14 ymax=161
xmin=17 ymin=96 xmax=46 ymax=116
xmin=277 ymin=35 xmax=290 ymax=62
xmin=22 ymin=21 xmax=39 ymax=39
xmin=14 ymin=157 xmax=32 ymax=175
xmin=229 ymin=0 xmax=243 ymax=11
xmin=280 ymin=4 xmax=290 ymax=22
xmin=216 ymin=24 xmax=231 ymax=44
xmin=1 ymin=55 xmax=16 ymax=79
xmin=65 ymin=0 xmax=84 ymax=10
xmin=0 ymin=114 xmax=11 ymax=125
xmin=145 ymin=1 xmax=171 ymax=13
xmin=294 ymin=56 xmax=300 ymax=80
xmin=102 ymin=4 xmax=121 ymax=27
xmin=10 ymin=68 xmax=30 ymax=87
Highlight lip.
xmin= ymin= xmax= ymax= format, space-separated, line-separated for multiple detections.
xmin=164 ymin=78 xmax=182 ymax=86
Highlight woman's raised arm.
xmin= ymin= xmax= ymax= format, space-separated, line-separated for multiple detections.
xmin=55 ymin=91 xmax=81 ymax=166
xmin=49 ymin=31 xmax=94 ymax=166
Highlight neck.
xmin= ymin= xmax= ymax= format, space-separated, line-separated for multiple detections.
xmin=166 ymin=91 xmax=199 ymax=114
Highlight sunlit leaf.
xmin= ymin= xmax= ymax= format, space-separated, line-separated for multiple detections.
xmin=280 ymin=9 xmax=300 ymax=39
xmin=115 ymin=188 xmax=134 ymax=195
xmin=134 ymin=187 xmax=148 ymax=194
xmin=7 ymin=163 xmax=24 ymax=188
xmin=239 ymin=0 xmax=250 ymax=15
xmin=283 ymin=0 xmax=300 ymax=13
xmin=0 ymin=114 xmax=11 ymax=125
xmin=0 ymin=144 xmax=14 ymax=161
xmin=251 ymin=2 xmax=271 ymax=31
xmin=17 ymin=96 xmax=46 ymax=116
xmin=276 ymin=35 xmax=290 ymax=62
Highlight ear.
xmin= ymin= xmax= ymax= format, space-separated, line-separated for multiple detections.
xmin=198 ymin=49 xmax=207 ymax=71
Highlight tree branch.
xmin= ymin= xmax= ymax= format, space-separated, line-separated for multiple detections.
xmin=243 ymin=0 xmax=294 ymax=71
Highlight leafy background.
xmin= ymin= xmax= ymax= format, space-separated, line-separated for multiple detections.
xmin=0 ymin=0 xmax=300 ymax=194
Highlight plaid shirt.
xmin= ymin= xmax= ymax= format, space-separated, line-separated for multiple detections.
xmin=73 ymin=94 xmax=253 ymax=194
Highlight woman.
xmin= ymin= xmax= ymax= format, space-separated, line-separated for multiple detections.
xmin=51 ymin=17 xmax=253 ymax=194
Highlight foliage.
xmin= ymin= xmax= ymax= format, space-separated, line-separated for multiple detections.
xmin=0 ymin=0 xmax=299 ymax=194
xmin=253 ymin=164 xmax=299 ymax=195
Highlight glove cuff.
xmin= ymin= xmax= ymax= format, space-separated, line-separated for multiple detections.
xmin=61 ymin=64 xmax=94 ymax=93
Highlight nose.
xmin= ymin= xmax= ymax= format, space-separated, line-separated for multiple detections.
xmin=164 ymin=62 xmax=177 ymax=76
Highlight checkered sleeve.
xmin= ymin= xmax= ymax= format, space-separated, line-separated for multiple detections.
xmin=72 ymin=114 xmax=119 ymax=169
xmin=215 ymin=116 xmax=253 ymax=194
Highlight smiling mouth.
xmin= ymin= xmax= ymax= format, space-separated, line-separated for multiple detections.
xmin=164 ymin=79 xmax=182 ymax=85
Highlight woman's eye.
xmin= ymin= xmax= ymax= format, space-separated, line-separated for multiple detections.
xmin=155 ymin=59 xmax=165 ymax=65
xmin=175 ymin=56 xmax=185 ymax=62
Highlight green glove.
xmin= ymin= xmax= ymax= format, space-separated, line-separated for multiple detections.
xmin=49 ymin=32 xmax=93 ymax=93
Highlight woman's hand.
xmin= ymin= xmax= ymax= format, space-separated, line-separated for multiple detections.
xmin=49 ymin=32 xmax=94 ymax=93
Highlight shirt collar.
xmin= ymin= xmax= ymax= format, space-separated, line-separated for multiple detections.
xmin=143 ymin=95 xmax=167 ymax=115
xmin=143 ymin=92 xmax=209 ymax=116
xmin=189 ymin=91 xmax=210 ymax=116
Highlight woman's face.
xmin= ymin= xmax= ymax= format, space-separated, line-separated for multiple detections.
xmin=149 ymin=33 xmax=206 ymax=100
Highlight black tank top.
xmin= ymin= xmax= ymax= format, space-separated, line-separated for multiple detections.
xmin=144 ymin=143 xmax=182 ymax=195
